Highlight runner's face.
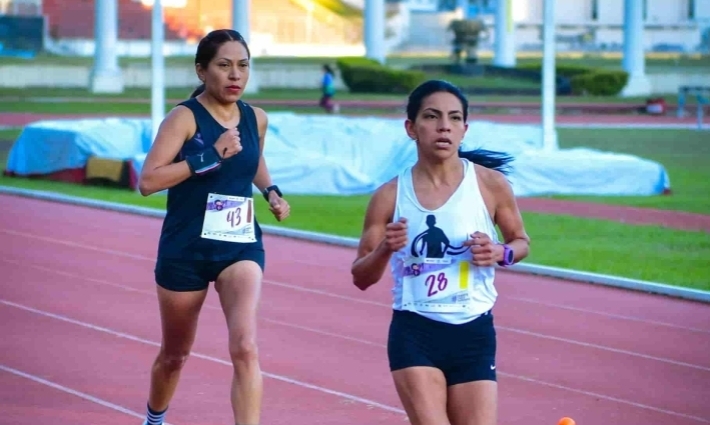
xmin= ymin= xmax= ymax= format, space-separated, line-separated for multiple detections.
xmin=200 ymin=41 xmax=250 ymax=103
xmin=406 ymin=91 xmax=468 ymax=160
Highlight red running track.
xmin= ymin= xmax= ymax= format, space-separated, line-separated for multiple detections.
xmin=0 ymin=194 xmax=709 ymax=425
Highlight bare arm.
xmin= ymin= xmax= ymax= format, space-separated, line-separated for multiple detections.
xmin=251 ymin=106 xmax=275 ymax=197
xmin=138 ymin=106 xmax=195 ymax=196
xmin=488 ymin=170 xmax=531 ymax=264
xmin=351 ymin=179 xmax=402 ymax=291
xmin=251 ymin=106 xmax=290 ymax=221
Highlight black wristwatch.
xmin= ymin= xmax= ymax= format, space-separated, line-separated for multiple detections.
xmin=262 ymin=185 xmax=282 ymax=201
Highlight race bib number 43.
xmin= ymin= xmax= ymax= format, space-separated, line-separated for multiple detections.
xmin=401 ymin=258 xmax=472 ymax=312
xmin=201 ymin=193 xmax=256 ymax=243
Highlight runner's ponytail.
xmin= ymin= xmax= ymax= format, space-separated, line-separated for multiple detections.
xmin=458 ymin=149 xmax=514 ymax=176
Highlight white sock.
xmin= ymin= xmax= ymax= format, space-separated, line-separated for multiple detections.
xmin=145 ymin=403 xmax=167 ymax=425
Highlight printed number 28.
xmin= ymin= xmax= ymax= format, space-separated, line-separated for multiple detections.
xmin=226 ymin=207 xmax=242 ymax=227
xmin=425 ymin=272 xmax=448 ymax=297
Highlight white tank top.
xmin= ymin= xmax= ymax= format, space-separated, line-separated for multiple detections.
xmin=389 ymin=158 xmax=499 ymax=325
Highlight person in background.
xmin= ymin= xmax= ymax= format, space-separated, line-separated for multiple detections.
xmin=319 ymin=64 xmax=337 ymax=113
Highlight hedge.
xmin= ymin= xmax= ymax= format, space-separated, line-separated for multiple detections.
xmin=335 ymin=57 xmax=428 ymax=94
xmin=516 ymin=63 xmax=629 ymax=96
xmin=569 ymin=70 xmax=630 ymax=96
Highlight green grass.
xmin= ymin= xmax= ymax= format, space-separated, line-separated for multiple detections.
xmin=0 ymin=76 xmax=546 ymax=102
xmin=0 ymin=175 xmax=707 ymax=290
xmin=0 ymin=127 xmax=708 ymax=290
xmin=1 ymin=103 xmax=708 ymax=215
xmin=0 ymin=100 xmax=327 ymax=115
xmin=2 ymin=51 xmax=708 ymax=74
xmin=0 ymin=87 xmax=683 ymax=116
xmin=2 ymin=93 xmax=708 ymax=215
xmin=432 ymin=74 xmax=541 ymax=90
xmin=554 ymin=129 xmax=710 ymax=215
xmin=0 ymin=87 xmax=403 ymax=102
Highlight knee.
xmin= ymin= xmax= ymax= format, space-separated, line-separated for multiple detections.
xmin=157 ymin=349 xmax=190 ymax=372
xmin=229 ymin=333 xmax=259 ymax=366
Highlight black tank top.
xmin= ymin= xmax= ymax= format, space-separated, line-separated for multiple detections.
xmin=156 ymin=97 xmax=263 ymax=260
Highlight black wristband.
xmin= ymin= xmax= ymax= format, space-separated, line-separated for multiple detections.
xmin=262 ymin=185 xmax=282 ymax=201
xmin=185 ymin=146 xmax=223 ymax=176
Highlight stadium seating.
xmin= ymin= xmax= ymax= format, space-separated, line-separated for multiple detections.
xmin=41 ymin=0 xmax=362 ymax=45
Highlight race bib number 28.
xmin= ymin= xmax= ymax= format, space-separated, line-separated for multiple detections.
xmin=401 ymin=259 xmax=471 ymax=312
xmin=201 ymin=193 xmax=256 ymax=243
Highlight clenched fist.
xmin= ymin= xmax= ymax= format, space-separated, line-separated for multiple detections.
xmin=384 ymin=217 xmax=408 ymax=252
xmin=464 ymin=231 xmax=501 ymax=267
xmin=214 ymin=127 xmax=242 ymax=159
xmin=268 ymin=194 xmax=290 ymax=222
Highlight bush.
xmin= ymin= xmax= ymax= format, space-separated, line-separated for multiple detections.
xmin=570 ymin=70 xmax=630 ymax=96
xmin=336 ymin=57 xmax=428 ymax=94
xmin=516 ymin=63 xmax=629 ymax=96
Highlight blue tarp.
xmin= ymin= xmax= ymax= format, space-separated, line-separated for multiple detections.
xmin=5 ymin=113 xmax=670 ymax=197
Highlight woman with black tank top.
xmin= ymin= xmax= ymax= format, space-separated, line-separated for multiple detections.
xmin=137 ymin=29 xmax=289 ymax=425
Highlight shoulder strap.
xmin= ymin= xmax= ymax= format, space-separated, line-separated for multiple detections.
xmin=177 ymin=97 xmax=213 ymax=124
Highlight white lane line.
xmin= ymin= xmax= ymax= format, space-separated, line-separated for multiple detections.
xmin=0 ymin=299 xmax=406 ymax=415
xmin=0 ymin=364 xmax=173 ymax=424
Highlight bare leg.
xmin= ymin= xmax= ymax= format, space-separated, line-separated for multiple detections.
xmin=215 ymin=260 xmax=264 ymax=425
xmin=147 ymin=285 xmax=208 ymax=411
xmin=447 ymin=380 xmax=497 ymax=425
xmin=392 ymin=366 xmax=451 ymax=425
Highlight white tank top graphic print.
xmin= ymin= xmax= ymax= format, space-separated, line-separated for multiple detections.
xmin=390 ymin=159 xmax=499 ymax=325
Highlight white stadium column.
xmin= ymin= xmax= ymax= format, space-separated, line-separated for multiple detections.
xmin=89 ymin=0 xmax=124 ymax=93
xmin=493 ymin=0 xmax=516 ymax=68
xmin=232 ymin=0 xmax=250 ymax=41
xmin=232 ymin=0 xmax=259 ymax=94
xmin=457 ymin=0 xmax=468 ymax=18
xmin=151 ymin=0 xmax=165 ymax=142
xmin=621 ymin=0 xmax=651 ymax=97
xmin=540 ymin=0 xmax=558 ymax=151
xmin=364 ymin=0 xmax=386 ymax=64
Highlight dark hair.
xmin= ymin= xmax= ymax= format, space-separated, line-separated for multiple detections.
xmin=190 ymin=29 xmax=251 ymax=98
xmin=406 ymin=79 xmax=514 ymax=176
xmin=323 ymin=64 xmax=334 ymax=75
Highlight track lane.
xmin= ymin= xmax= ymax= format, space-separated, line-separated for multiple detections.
xmin=3 ymin=225 xmax=708 ymax=370
xmin=0 ymin=366 xmax=142 ymax=425
xmin=0 ymin=298 xmax=409 ymax=425
xmin=3 ymin=265 xmax=707 ymax=425
xmin=3 ymin=248 xmax=708 ymax=423
xmin=2 ymin=194 xmax=710 ymax=424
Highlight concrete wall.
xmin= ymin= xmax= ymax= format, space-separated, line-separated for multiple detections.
xmin=0 ymin=63 xmax=348 ymax=91
xmin=0 ymin=63 xmax=706 ymax=95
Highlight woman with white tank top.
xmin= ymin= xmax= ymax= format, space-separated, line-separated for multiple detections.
xmin=351 ymin=79 xmax=531 ymax=425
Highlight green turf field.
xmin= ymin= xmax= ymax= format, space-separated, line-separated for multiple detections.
xmin=0 ymin=86 xmax=678 ymax=108
xmin=2 ymin=51 xmax=708 ymax=74
xmin=547 ymin=129 xmax=710 ymax=215
xmin=0 ymin=125 xmax=708 ymax=290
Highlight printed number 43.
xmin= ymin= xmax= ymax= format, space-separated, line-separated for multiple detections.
xmin=226 ymin=207 xmax=242 ymax=227
xmin=425 ymin=272 xmax=448 ymax=297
